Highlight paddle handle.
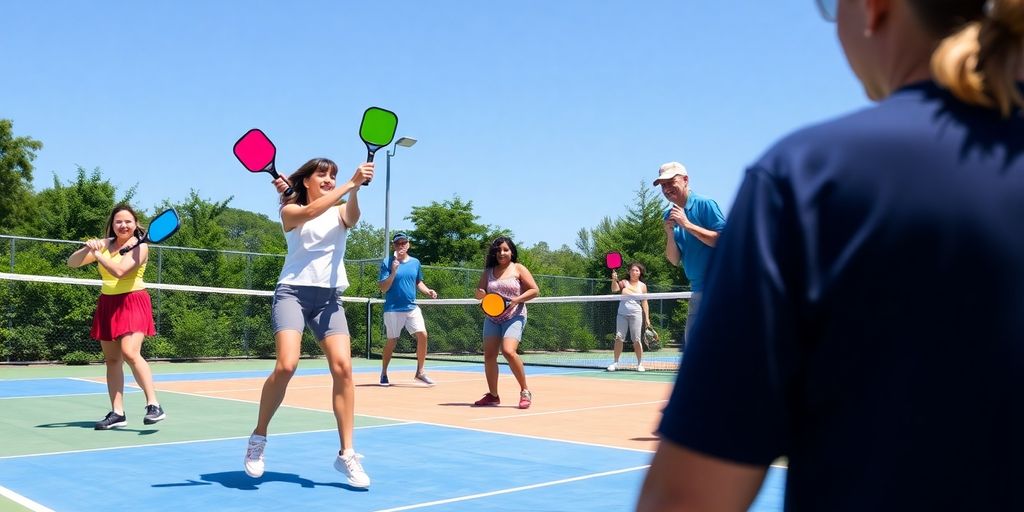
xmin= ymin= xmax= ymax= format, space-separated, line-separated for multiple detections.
xmin=363 ymin=150 xmax=375 ymax=185
xmin=268 ymin=168 xmax=294 ymax=196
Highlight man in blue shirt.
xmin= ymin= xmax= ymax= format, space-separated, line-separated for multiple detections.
xmin=378 ymin=233 xmax=437 ymax=386
xmin=654 ymin=161 xmax=726 ymax=350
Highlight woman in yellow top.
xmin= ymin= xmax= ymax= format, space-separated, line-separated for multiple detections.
xmin=68 ymin=205 xmax=166 ymax=430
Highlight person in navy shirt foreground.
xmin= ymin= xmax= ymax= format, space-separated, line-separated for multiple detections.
xmin=639 ymin=0 xmax=1024 ymax=510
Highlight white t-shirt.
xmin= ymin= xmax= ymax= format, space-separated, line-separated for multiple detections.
xmin=277 ymin=205 xmax=349 ymax=290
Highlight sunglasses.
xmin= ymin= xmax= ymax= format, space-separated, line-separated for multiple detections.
xmin=816 ymin=0 xmax=837 ymax=22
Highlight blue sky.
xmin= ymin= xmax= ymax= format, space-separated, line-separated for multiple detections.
xmin=2 ymin=1 xmax=868 ymax=250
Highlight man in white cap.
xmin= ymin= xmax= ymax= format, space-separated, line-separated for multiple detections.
xmin=654 ymin=162 xmax=726 ymax=351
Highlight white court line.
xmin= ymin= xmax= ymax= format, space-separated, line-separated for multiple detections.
xmin=343 ymin=412 xmax=659 ymax=454
xmin=0 ymin=392 xmax=110 ymax=400
xmin=0 ymin=485 xmax=54 ymax=512
xmin=0 ymin=422 xmax=412 ymax=461
xmin=470 ymin=399 xmax=669 ymax=421
xmin=373 ymin=465 xmax=651 ymax=512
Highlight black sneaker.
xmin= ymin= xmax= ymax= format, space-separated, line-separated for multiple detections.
xmin=143 ymin=404 xmax=166 ymax=425
xmin=95 ymin=411 xmax=127 ymax=430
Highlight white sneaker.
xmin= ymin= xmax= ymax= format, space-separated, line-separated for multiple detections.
xmin=636 ymin=364 xmax=646 ymax=372
xmin=334 ymin=452 xmax=371 ymax=488
xmin=244 ymin=434 xmax=267 ymax=478
xmin=606 ymin=363 xmax=618 ymax=372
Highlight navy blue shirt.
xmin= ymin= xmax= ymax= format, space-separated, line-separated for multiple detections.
xmin=379 ymin=255 xmax=424 ymax=313
xmin=664 ymin=192 xmax=727 ymax=292
xmin=659 ymin=82 xmax=1024 ymax=510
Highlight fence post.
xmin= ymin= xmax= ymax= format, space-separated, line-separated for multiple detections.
xmin=243 ymin=253 xmax=253 ymax=357
xmin=5 ymin=238 xmax=12 ymax=361
xmin=155 ymin=247 xmax=163 ymax=334
xmin=365 ymin=299 xmax=372 ymax=360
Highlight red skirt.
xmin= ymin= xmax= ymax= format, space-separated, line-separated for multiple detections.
xmin=91 ymin=289 xmax=156 ymax=341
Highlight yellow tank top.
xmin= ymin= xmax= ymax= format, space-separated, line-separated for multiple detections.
xmin=97 ymin=246 xmax=147 ymax=295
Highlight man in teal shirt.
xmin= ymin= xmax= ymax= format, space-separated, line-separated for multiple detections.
xmin=654 ymin=162 xmax=726 ymax=350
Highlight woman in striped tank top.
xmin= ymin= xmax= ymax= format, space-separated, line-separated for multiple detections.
xmin=473 ymin=237 xmax=540 ymax=409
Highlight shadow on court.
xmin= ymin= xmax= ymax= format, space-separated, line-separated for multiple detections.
xmin=153 ymin=471 xmax=368 ymax=492
xmin=35 ymin=421 xmax=158 ymax=435
xmin=436 ymin=402 xmax=520 ymax=409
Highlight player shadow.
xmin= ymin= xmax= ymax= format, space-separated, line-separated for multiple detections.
xmin=630 ymin=436 xmax=660 ymax=442
xmin=355 ymin=383 xmax=431 ymax=388
xmin=437 ymin=402 xmax=520 ymax=409
xmin=34 ymin=421 xmax=158 ymax=435
xmin=151 ymin=471 xmax=367 ymax=492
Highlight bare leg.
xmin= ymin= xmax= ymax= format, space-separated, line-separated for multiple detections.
xmin=100 ymin=340 xmax=124 ymax=413
xmin=633 ymin=337 xmax=645 ymax=366
xmin=500 ymin=338 xmax=528 ymax=392
xmin=612 ymin=338 xmax=623 ymax=363
xmin=321 ymin=333 xmax=354 ymax=451
xmin=482 ymin=336 xmax=501 ymax=397
xmin=253 ymin=330 xmax=301 ymax=436
xmin=414 ymin=330 xmax=428 ymax=375
xmin=381 ymin=338 xmax=397 ymax=375
xmin=119 ymin=332 xmax=158 ymax=405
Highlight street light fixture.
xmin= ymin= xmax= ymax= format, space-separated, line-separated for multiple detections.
xmin=383 ymin=136 xmax=418 ymax=259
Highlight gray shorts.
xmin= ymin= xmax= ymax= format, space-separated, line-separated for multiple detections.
xmin=272 ymin=284 xmax=350 ymax=340
xmin=483 ymin=315 xmax=526 ymax=341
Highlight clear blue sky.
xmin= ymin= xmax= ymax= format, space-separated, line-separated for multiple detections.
xmin=2 ymin=1 xmax=868 ymax=250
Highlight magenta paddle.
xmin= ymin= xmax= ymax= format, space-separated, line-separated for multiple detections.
xmin=233 ymin=129 xmax=293 ymax=196
xmin=605 ymin=252 xmax=623 ymax=270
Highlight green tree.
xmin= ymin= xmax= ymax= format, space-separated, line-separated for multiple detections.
xmin=29 ymin=167 xmax=135 ymax=241
xmin=576 ymin=182 xmax=681 ymax=291
xmin=0 ymin=119 xmax=44 ymax=233
xmin=217 ymin=207 xmax=285 ymax=253
xmin=345 ymin=221 xmax=384 ymax=260
xmin=407 ymin=196 xmax=494 ymax=266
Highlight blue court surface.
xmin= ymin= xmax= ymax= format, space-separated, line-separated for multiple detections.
xmin=0 ymin=378 xmax=128 ymax=399
xmin=0 ymin=421 xmax=784 ymax=511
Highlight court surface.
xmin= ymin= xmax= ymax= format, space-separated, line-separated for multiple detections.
xmin=0 ymin=359 xmax=785 ymax=511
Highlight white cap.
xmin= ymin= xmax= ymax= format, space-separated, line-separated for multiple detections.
xmin=653 ymin=162 xmax=688 ymax=185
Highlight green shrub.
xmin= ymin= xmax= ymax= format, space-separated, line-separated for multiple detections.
xmin=62 ymin=350 xmax=99 ymax=365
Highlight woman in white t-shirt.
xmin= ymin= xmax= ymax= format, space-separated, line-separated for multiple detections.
xmin=608 ymin=262 xmax=651 ymax=372
xmin=242 ymin=158 xmax=374 ymax=489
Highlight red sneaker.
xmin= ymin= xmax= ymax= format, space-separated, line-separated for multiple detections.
xmin=473 ymin=393 xmax=500 ymax=406
xmin=518 ymin=390 xmax=533 ymax=409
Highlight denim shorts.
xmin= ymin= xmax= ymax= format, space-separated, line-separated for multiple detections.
xmin=271 ymin=284 xmax=349 ymax=340
xmin=483 ymin=315 xmax=526 ymax=341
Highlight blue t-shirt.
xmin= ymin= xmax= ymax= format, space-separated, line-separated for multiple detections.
xmin=659 ymin=82 xmax=1024 ymax=510
xmin=664 ymin=191 xmax=726 ymax=292
xmin=378 ymin=255 xmax=424 ymax=313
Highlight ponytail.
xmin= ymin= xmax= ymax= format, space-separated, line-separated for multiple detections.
xmin=927 ymin=0 xmax=1024 ymax=117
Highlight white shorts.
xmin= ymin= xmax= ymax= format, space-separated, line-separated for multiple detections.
xmin=384 ymin=307 xmax=426 ymax=339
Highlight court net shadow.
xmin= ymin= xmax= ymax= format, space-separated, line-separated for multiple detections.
xmin=151 ymin=471 xmax=367 ymax=492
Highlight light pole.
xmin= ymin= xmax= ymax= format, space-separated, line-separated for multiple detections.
xmin=382 ymin=136 xmax=418 ymax=259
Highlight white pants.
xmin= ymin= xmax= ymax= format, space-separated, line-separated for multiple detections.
xmin=384 ymin=307 xmax=426 ymax=339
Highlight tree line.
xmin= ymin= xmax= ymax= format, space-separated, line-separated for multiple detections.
xmin=0 ymin=119 xmax=689 ymax=363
